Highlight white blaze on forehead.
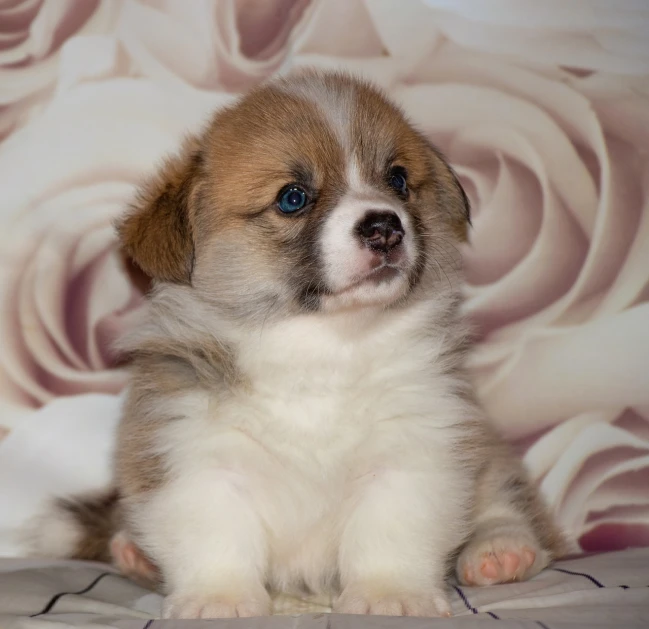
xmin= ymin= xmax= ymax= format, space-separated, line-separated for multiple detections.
xmin=278 ymin=75 xmax=380 ymax=195
xmin=279 ymin=76 xmax=355 ymax=151
xmin=346 ymin=158 xmax=374 ymax=195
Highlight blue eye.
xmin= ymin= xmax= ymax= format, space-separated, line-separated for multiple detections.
xmin=278 ymin=186 xmax=308 ymax=214
xmin=388 ymin=169 xmax=408 ymax=196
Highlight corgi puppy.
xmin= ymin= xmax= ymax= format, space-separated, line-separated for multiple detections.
xmin=29 ymin=70 xmax=564 ymax=619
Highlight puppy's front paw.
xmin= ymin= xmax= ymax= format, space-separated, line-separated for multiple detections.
xmin=334 ymin=582 xmax=451 ymax=617
xmin=162 ymin=588 xmax=271 ymax=619
xmin=457 ymin=528 xmax=547 ymax=586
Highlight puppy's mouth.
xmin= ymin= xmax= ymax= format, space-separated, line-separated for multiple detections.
xmin=332 ymin=263 xmax=404 ymax=296
xmin=361 ymin=264 xmax=401 ymax=285
xmin=362 ymin=264 xmax=401 ymax=284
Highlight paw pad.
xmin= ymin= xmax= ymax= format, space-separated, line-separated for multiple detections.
xmin=457 ymin=534 xmax=544 ymax=586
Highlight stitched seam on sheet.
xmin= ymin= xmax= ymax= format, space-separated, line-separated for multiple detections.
xmin=453 ymin=585 xmax=500 ymax=619
xmin=30 ymin=571 xmax=114 ymax=617
xmin=553 ymin=567 xmax=604 ymax=588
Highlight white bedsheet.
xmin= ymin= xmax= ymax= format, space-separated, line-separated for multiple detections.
xmin=1 ymin=549 xmax=648 ymax=628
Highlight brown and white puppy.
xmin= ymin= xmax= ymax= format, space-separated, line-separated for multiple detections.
xmin=29 ymin=70 xmax=564 ymax=619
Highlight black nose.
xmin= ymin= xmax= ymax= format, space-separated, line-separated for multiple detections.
xmin=356 ymin=211 xmax=404 ymax=252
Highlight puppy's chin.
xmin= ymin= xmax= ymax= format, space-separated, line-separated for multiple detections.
xmin=319 ymin=268 xmax=411 ymax=313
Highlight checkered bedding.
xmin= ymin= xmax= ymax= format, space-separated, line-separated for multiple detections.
xmin=2 ymin=549 xmax=648 ymax=628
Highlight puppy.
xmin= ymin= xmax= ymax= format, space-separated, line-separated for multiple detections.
xmin=29 ymin=70 xmax=564 ymax=619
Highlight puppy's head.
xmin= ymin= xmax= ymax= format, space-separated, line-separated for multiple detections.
xmin=118 ymin=71 xmax=470 ymax=322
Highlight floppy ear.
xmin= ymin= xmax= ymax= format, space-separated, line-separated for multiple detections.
xmin=424 ymin=140 xmax=471 ymax=241
xmin=116 ymin=140 xmax=203 ymax=284
xmin=447 ymin=164 xmax=471 ymax=241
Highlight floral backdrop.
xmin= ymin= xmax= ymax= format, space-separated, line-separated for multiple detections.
xmin=0 ymin=0 xmax=648 ymax=555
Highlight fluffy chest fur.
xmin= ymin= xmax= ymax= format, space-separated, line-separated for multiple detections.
xmin=157 ymin=296 xmax=464 ymax=469
xmin=141 ymin=298 xmax=471 ymax=593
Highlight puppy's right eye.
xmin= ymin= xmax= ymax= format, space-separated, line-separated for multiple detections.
xmin=277 ymin=186 xmax=308 ymax=214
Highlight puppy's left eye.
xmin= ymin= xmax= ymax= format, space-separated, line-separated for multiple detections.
xmin=388 ymin=167 xmax=408 ymax=197
xmin=278 ymin=186 xmax=308 ymax=214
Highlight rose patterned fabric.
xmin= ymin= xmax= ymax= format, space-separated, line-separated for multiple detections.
xmin=0 ymin=0 xmax=648 ymax=555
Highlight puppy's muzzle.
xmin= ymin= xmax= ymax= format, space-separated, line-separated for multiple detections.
xmin=356 ymin=211 xmax=404 ymax=253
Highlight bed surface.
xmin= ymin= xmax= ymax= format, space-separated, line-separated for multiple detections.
xmin=1 ymin=549 xmax=648 ymax=628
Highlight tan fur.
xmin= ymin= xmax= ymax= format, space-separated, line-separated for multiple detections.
xmin=117 ymin=342 xmax=240 ymax=500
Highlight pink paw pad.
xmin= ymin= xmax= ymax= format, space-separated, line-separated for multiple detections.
xmin=458 ymin=538 xmax=541 ymax=586
xmin=478 ymin=548 xmax=535 ymax=584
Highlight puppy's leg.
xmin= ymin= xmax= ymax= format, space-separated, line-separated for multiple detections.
xmin=457 ymin=453 xmax=565 ymax=586
xmin=129 ymin=470 xmax=271 ymax=619
xmin=335 ymin=466 xmax=471 ymax=617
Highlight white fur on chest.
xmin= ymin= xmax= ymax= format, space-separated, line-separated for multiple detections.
xmin=143 ymin=299 xmax=471 ymax=594
xmin=158 ymin=305 xmax=453 ymax=482
xmin=235 ymin=304 xmax=453 ymax=429
xmin=156 ymin=299 xmax=465 ymax=503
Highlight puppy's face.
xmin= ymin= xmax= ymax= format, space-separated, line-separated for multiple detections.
xmin=118 ymin=71 xmax=469 ymax=322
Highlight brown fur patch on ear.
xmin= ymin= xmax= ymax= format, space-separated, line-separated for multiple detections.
xmin=116 ymin=136 xmax=203 ymax=284
xmin=118 ymin=250 xmax=152 ymax=295
xmin=450 ymin=165 xmax=471 ymax=226
xmin=425 ymin=140 xmax=471 ymax=242
xmin=447 ymin=165 xmax=471 ymax=243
